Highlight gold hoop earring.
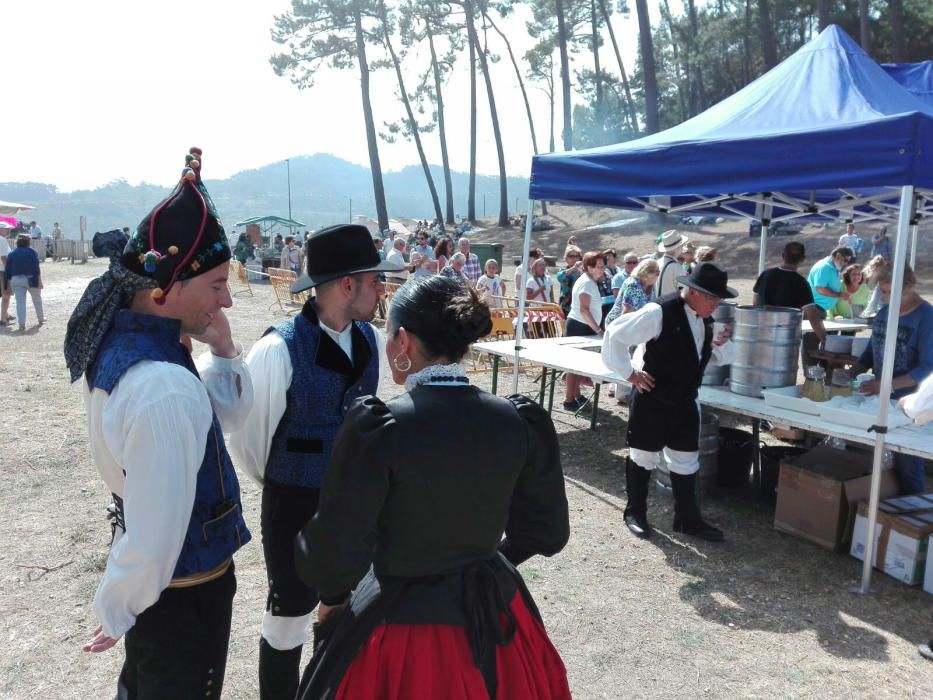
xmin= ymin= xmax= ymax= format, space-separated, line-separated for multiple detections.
xmin=392 ymin=352 xmax=412 ymax=373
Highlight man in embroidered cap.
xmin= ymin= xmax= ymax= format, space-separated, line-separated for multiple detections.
xmin=603 ymin=262 xmax=737 ymax=542
xmin=229 ymin=224 xmax=403 ymax=699
xmin=65 ymin=148 xmax=253 ymax=699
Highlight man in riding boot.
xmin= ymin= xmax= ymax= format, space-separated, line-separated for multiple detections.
xmin=602 ymin=262 xmax=737 ymax=541
xmin=228 ymin=224 xmax=403 ymax=700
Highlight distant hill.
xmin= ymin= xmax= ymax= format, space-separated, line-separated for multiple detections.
xmin=0 ymin=154 xmax=531 ymax=237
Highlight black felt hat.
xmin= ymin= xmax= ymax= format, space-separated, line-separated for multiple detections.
xmin=121 ymin=147 xmax=230 ymax=302
xmin=290 ymin=224 xmax=405 ymax=293
xmin=677 ymin=262 xmax=738 ymax=299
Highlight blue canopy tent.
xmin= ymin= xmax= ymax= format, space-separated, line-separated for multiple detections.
xmin=883 ymin=61 xmax=933 ymax=108
xmin=517 ymin=25 xmax=933 ymax=593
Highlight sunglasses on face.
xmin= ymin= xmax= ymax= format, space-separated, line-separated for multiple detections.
xmin=625 ymin=260 xmax=637 ymax=265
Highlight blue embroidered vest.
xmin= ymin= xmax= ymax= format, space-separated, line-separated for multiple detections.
xmin=88 ymin=310 xmax=251 ymax=578
xmin=265 ymin=314 xmax=379 ymax=488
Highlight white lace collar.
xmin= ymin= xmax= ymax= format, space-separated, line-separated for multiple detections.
xmin=404 ymin=362 xmax=470 ymax=391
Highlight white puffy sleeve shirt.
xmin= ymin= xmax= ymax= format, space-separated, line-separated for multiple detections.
xmin=602 ymin=302 xmax=735 ymax=381
xmin=228 ymin=323 xmax=388 ymax=485
xmin=85 ymin=348 xmax=251 ymax=640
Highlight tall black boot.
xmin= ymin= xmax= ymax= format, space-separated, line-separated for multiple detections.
xmin=624 ymin=457 xmax=652 ymax=539
xmin=670 ymin=472 xmax=724 ymax=542
xmin=259 ymin=637 xmax=303 ymax=700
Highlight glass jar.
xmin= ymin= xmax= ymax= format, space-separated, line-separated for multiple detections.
xmin=829 ymin=369 xmax=853 ymax=398
xmin=801 ymin=366 xmax=827 ymax=402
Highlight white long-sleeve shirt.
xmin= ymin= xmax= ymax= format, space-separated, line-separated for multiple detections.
xmin=228 ymin=322 xmax=388 ymax=485
xmin=85 ymin=347 xmax=252 ymax=640
xmin=903 ymin=371 xmax=933 ymax=425
xmin=601 ymin=301 xmax=735 ymax=382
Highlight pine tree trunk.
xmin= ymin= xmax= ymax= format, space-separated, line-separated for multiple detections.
xmin=890 ymin=0 xmax=906 ymax=61
xmin=556 ymin=0 xmax=573 ymax=149
xmin=485 ymin=13 xmax=539 ymax=154
xmin=426 ymin=24 xmax=455 ymax=225
xmin=465 ymin=2 xmax=509 ymax=227
xmin=468 ymin=34 xmax=477 ymax=221
xmin=355 ymin=8 xmax=388 ymax=232
xmin=590 ymin=0 xmax=604 ymax=122
xmin=757 ymin=0 xmax=778 ymax=69
xmin=383 ymin=15 xmax=443 ymax=225
xmin=634 ymin=0 xmax=659 ymax=133
xmin=660 ymin=0 xmax=688 ymax=122
xmin=817 ymin=0 xmax=831 ymax=31
xmin=599 ymin=0 xmax=639 ymax=134
xmin=686 ymin=0 xmax=706 ymax=113
xmin=858 ymin=0 xmax=871 ymax=53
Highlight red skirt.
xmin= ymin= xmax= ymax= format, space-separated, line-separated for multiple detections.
xmin=334 ymin=591 xmax=571 ymax=699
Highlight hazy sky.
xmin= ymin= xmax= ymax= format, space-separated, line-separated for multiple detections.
xmin=3 ymin=1 xmax=640 ymax=192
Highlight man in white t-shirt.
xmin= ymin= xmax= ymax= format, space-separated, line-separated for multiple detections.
xmin=655 ymin=230 xmax=689 ymax=297
xmin=838 ymin=223 xmax=862 ymax=262
xmin=385 ymin=238 xmax=411 ymax=284
xmin=0 ymin=229 xmax=10 ymax=325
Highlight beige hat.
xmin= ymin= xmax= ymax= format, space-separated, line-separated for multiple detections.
xmin=657 ymin=230 xmax=688 ymax=254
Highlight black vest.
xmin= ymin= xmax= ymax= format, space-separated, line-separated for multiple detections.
xmin=642 ymin=293 xmax=713 ymax=402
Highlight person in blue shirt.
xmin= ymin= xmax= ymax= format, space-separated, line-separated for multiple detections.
xmin=3 ymin=234 xmax=44 ymax=330
xmin=853 ymin=262 xmax=933 ymax=494
xmin=807 ymin=246 xmax=853 ymax=312
xmin=871 ymin=226 xmax=892 ymax=261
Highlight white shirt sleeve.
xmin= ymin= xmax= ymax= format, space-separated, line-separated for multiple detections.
xmin=711 ymin=339 xmax=735 ymax=367
xmin=227 ymin=333 xmax=292 ymax=485
xmin=903 ymin=372 xmax=933 ymax=425
xmin=93 ymin=365 xmax=213 ymax=640
xmin=601 ymin=304 xmax=664 ymax=380
xmin=371 ymin=323 xmax=389 ymax=398
xmin=195 ymin=344 xmax=254 ymax=433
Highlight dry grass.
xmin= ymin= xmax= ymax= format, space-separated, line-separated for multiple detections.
xmin=1 ymin=207 xmax=932 ymax=698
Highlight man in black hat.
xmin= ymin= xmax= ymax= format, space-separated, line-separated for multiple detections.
xmin=229 ymin=224 xmax=404 ymax=700
xmin=65 ymin=148 xmax=253 ymax=698
xmin=602 ymin=262 xmax=737 ymax=541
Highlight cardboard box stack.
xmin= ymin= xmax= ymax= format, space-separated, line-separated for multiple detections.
xmin=851 ymin=493 xmax=933 ymax=586
xmin=774 ymin=445 xmax=898 ymax=552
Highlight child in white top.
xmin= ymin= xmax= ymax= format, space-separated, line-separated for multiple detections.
xmin=475 ymin=259 xmax=506 ymax=307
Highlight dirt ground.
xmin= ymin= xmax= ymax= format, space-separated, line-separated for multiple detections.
xmin=1 ymin=207 xmax=932 ymax=699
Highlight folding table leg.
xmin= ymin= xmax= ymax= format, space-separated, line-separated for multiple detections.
xmin=547 ymin=369 xmax=556 ymax=414
xmin=752 ymin=418 xmax=761 ymax=490
xmin=491 ymin=356 xmax=499 ymax=395
xmin=590 ymin=383 xmax=600 ymax=430
xmin=538 ymin=369 xmax=547 ymax=405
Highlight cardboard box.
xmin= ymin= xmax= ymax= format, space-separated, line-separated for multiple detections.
xmin=774 ymin=445 xmax=899 ymax=551
xmin=851 ymin=496 xmax=933 ymax=585
xmin=924 ymin=534 xmax=933 ymax=595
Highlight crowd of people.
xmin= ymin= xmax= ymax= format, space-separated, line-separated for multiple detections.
xmin=26 ymin=154 xmax=926 ymax=700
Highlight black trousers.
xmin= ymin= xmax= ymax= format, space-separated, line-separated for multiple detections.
xmin=117 ymin=563 xmax=236 ymax=700
xmin=260 ymin=481 xmax=322 ymax=620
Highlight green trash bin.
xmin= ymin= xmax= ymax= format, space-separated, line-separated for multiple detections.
xmin=470 ymin=243 xmax=504 ymax=275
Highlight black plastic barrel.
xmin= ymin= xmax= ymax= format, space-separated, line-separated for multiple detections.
xmin=758 ymin=445 xmax=808 ymax=503
xmin=717 ymin=427 xmax=754 ymax=488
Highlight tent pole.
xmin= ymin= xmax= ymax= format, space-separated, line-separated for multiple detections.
xmin=512 ymin=200 xmax=535 ymax=394
xmin=908 ymin=221 xmax=918 ymax=269
xmin=757 ymin=198 xmax=772 ymax=276
xmin=854 ymin=185 xmax=915 ymax=595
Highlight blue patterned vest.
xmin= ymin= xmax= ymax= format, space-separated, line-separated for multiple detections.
xmin=265 ymin=314 xmax=379 ymax=488
xmin=88 ymin=310 xmax=251 ymax=578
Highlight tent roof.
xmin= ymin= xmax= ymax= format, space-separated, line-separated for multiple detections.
xmin=235 ymin=215 xmax=305 ymax=227
xmin=0 ymin=200 xmax=35 ymax=216
xmin=529 ymin=26 xmax=933 ymax=223
xmin=882 ymin=61 xmax=933 ymax=108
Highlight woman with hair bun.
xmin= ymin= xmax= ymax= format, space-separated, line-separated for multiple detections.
xmin=295 ymin=275 xmax=571 ymax=700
